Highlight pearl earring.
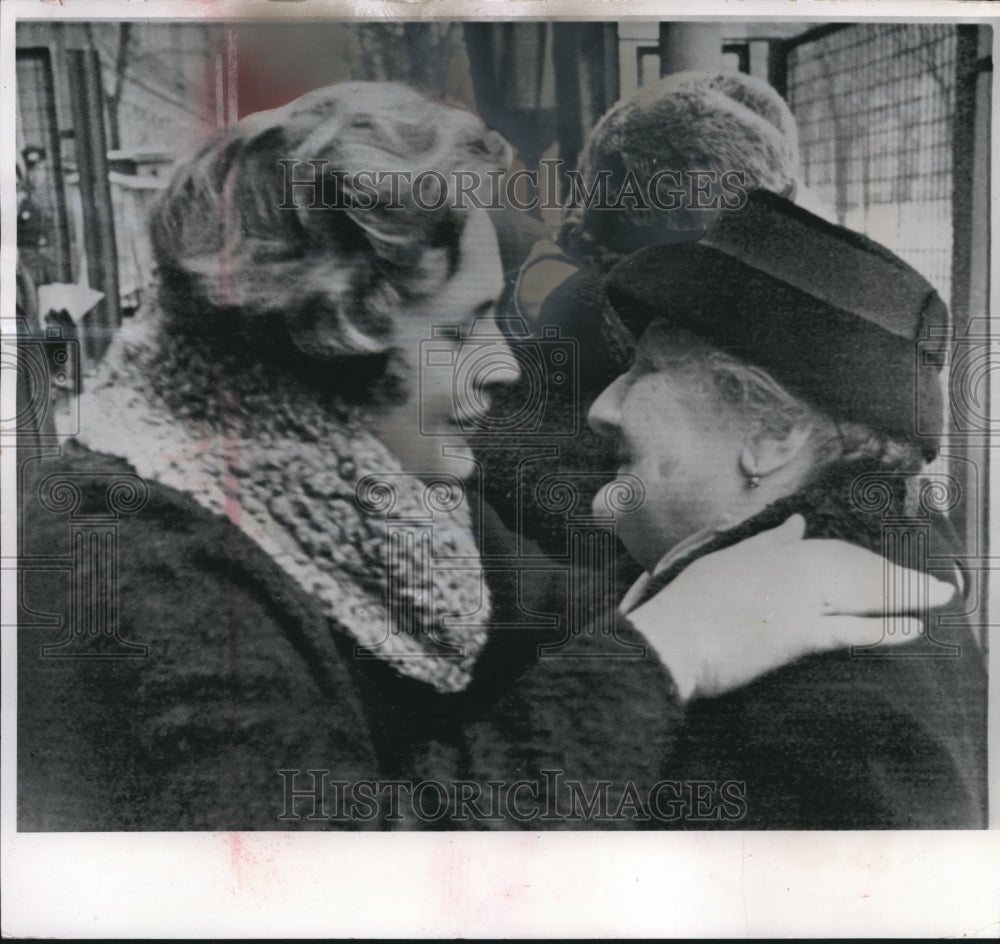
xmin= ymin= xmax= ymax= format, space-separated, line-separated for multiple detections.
xmin=739 ymin=447 xmax=761 ymax=489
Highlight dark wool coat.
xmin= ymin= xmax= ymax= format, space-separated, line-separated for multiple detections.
xmin=18 ymin=446 xmax=986 ymax=831
xmin=18 ymin=444 xmax=378 ymax=830
xmin=459 ymin=462 xmax=988 ymax=830
xmin=16 ymin=442 xmax=564 ymax=830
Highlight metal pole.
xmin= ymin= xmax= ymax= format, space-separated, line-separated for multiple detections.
xmin=658 ymin=23 xmax=723 ymax=76
xmin=66 ymin=49 xmax=119 ymax=365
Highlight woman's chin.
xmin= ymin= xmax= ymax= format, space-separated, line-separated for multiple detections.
xmin=414 ymin=443 xmax=478 ymax=482
xmin=375 ymin=422 xmax=477 ymax=481
xmin=438 ymin=450 xmax=478 ymax=481
xmin=591 ymin=479 xmax=621 ymax=518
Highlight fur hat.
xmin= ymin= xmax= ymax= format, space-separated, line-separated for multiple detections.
xmin=574 ymin=70 xmax=800 ymax=245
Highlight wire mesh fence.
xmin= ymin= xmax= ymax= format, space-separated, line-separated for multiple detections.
xmin=787 ymin=23 xmax=957 ymax=304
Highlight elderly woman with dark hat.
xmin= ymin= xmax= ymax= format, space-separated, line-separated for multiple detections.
xmin=575 ymin=191 xmax=985 ymax=828
xmin=457 ymin=75 xmax=970 ymax=824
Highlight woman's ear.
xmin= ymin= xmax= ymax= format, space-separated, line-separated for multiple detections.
xmin=740 ymin=421 xmax=815 ymax=482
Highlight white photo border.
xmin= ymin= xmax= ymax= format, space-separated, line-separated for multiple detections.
xmin=2 ymin=1 xmax=998 ymax=938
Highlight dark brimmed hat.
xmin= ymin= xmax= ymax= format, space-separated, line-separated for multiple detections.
xmin=605 ymin=190 xmax=948 ymax=460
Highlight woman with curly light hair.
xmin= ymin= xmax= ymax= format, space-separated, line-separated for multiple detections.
xmin=19 ymin=82 xmax=522 ymax=829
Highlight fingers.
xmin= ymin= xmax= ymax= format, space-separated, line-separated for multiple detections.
xmin=813 ymin=542 xmax=956 ymax=615
xmin=817 ymin=614 xmax=925 ymax=651
xmin=879 ymin=558 xmax=956 ymax=610
xmin=691 ymin=613 xmax=927 ymax=699
xmin=924 ymin=573 xmax=957 ymax=609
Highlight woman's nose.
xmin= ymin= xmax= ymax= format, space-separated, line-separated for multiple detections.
xmin=587 ymin=373 xmax=626 ymax=437
xmin=465 ymin=312 xmax=522 ymax=387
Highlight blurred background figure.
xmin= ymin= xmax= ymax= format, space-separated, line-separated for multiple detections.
xmin=17 ymin=145 xmax=57 ymax=286
xmin=482 ymin=71 xmax=805 ymax=566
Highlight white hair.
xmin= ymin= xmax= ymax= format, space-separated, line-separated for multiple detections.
xmin=665 ymin=334 xmax=926 ymax=475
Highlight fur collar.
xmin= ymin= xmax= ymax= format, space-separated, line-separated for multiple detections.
xmin=74 ymin=311 xmax=490 ymax=694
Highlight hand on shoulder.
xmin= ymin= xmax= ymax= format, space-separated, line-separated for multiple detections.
xmin=627 ymin=514 xmax=955 ymax=700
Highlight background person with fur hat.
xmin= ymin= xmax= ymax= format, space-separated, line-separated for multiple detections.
xmin=466 ymin=71 xmax=815 ymax=714
xmin=481 ymin=70 xmax=812 ymax=558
